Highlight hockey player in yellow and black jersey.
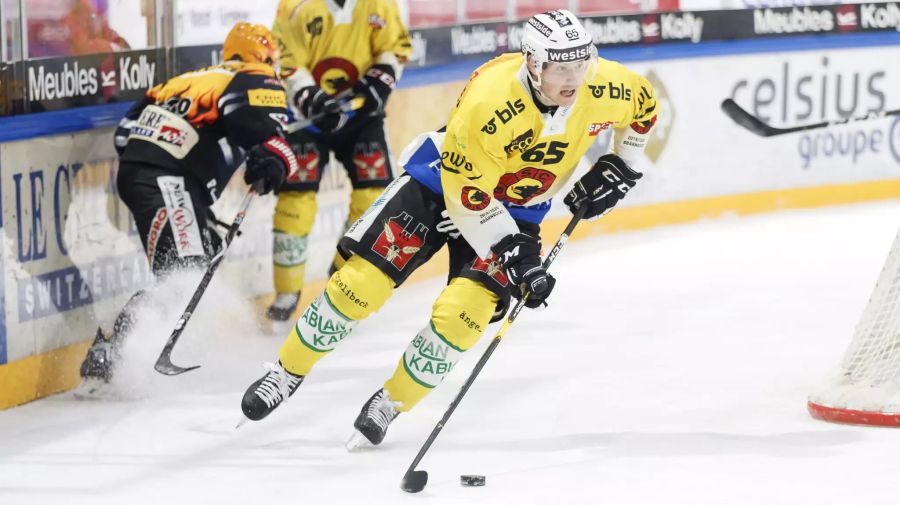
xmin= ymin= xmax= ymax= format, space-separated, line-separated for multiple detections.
xmin=264 ymin=0 xmax=412 ymax=323
xmin=78 ymin=23 xmax=300 ymax=394
xmin=240 ymin=11 xmax=658 ymax=447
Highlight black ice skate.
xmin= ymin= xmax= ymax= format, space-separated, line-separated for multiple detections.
xmin=346 ymin=388 xmax=402 ymax=451
xmin=79 ymin=328 xmax=119 ymax=383
xmin=74 ymin=328 xmax=121 ymax=399
xmin=266 ymin=292 xmax=300 ymax=322
xmin=241 ymin=362 xmax=304 ymax=421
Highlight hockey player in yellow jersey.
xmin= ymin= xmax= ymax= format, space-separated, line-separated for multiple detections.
xmin=241 ymin=10 xmax=657 ymax=448
xmin=265 ymin=0 xmax=412 ymax=323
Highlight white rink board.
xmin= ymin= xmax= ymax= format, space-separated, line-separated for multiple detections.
xmin=623 ymin=45 xmax=900 ymax=205
xmin=0 ymin=128 xmax=352 ymax=364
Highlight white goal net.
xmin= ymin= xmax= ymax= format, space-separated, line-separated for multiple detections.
xmin=809 ymin=228 xmax=900 ymax=426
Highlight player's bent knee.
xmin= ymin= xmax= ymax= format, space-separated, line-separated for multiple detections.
xmin=431 ymin=278 xmax=499 ymax=350
xmin=325 ymin=255 xmax=394 ymax=321
xmin=274 ymin=190 xmax=317 ymax=236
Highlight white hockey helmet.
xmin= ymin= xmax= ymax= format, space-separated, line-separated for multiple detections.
xmin=521 ymin=10 xmax=596 ymax=87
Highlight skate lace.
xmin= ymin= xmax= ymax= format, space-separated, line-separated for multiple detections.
xmin=366 ymin=390 xmax=401 ymax=432
xmin=271 ymin=293 xmax=300 ymax=310
xmin=255 ymin=362 xmax=302 ymax=408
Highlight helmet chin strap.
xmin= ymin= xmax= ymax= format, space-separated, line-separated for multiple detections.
xmin=526 ymin=64 xmax=561 ymax=108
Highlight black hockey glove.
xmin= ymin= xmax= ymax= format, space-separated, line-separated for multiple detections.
xmin=491 ymin=233 xmax=556 ymax=309
xmin=564 ymin=153 xmax=642 ymax=220
xmin=352 ymin=64 xmax=396 ymax=117
xmin=244 ymin=136 xmax=299 ymax=195
xmin=294 ymin=85 xmax=345 ymax=132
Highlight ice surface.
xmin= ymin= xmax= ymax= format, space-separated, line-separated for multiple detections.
xmin=3 ymin=201 xmax=900 ymax=505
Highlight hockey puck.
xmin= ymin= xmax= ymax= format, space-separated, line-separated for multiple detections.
xmin=460 ymin=475 xmax=486 ymax=487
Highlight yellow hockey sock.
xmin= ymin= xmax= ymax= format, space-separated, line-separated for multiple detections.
xmin=384 ymin=278 xmax=498 ymax=412
xmin=273 ymin=191 xmax=317 ymax=294
xmin=278 ymin=256 xmax=393 ymax=375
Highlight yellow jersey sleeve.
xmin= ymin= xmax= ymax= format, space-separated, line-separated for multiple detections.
xmin=613 ymin=70 xmax=659 ymax=166
xmin=370 ymin=0 xmax=412 ymax=65
xmin=273 ymin=0 xmax=315 ymax=95
xmin=440 ymin=99 xmax=519 ymax=259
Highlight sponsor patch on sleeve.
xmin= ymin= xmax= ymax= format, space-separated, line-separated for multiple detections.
xmin=248 ymin=89 xmax=287 ymax=108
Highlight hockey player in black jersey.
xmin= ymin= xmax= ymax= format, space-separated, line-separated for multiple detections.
xmin=78 ymin=22 xmax=300 ymax=394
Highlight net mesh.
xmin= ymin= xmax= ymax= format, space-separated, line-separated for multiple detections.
xmin=810 ymin=228 xmax=900 ymax=417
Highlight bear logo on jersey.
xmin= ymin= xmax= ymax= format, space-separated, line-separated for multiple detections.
xmin=312 ymin=58 xmax=359 ymax=94
xmin=494 ymin=167 xmax=557 ymax=205
xmin=372 ymin=212 xmax=428 ymax=270
xmin=461 ymin=186 xmax=491 ymax=211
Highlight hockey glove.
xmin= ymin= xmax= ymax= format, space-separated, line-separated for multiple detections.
xmin=244 ymin=136 xmax=300 ymax=195
xmin=491 ymin=233 xmax=556 ymax=309
xmin=564 ymin=153 xmax=642 ymax=220
xmin=352 ymin=64 xmax=396 ymax=117
xmin=294 ymin=85 xmax=345 ymax=132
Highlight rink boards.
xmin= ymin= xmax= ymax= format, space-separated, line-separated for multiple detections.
xmin=1 ymin=36 xmax=899 ymax=409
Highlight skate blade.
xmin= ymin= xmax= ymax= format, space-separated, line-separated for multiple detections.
xmin=235 ymin=416 xmax=250 ymax=429
xmin=345 ymin=430 xmax=375 ymax=452
xmin=72 ymin=378 xmax=119 ymax=401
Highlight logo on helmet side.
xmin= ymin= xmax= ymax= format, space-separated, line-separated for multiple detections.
xmin=528 ymin=18 xmax=553 ymax=38
xmin=547 ymin=11 xmax=573 ymax=28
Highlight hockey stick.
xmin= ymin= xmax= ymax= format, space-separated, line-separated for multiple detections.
xmin=284 ymin=91 xmax=365 ymax=134
xmin=721 ymin=98 xmax=900 ymax=137
xmin=154 ymin=184 xmax=259 ymax=376
xmin=400 ymin=204 xmax=588 ymax=493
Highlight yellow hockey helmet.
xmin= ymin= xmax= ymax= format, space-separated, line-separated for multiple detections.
xmin=223 ymin=22 xmax=279 ymax=66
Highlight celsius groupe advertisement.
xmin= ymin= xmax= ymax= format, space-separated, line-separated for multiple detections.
xmin=615 ymin=45 xmax=900 ymax=209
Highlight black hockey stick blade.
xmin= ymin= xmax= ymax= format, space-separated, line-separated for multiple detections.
xmin=400 ymin=470 xmax=428 ymax=493
xmin=720 ymin=98 xmax=781 ymax=137
xmin=154 ymin=346 xmax=200 ymax=375
xmin=152 ymin=187 xmax=257 ymax=377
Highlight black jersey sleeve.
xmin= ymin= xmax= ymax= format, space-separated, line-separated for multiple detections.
xmin=114 ymin=94 xmax=153 ymax=155
xmin=220 ymin=71 xmax=290 ymax=150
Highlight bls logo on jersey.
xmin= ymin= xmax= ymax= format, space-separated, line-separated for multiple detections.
xmin=461 ymin=186 xmax=491 ymax=211
xmin=372 ymin=212 xmax=429 ymax=270
xmin=494 ymin=167 xmax=557 ymax=205
xmin=470 ymin=254 xmax=509 ymax=287
xmin=588 ymin=122 xmax=614 ymax=136
xmin=589 ymin=83 xmax=632 ymax=101
xmin=158 ymin=125 xmax=187 ymax=147
xmin=481 ymin=99 xmax=526 ymax=134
